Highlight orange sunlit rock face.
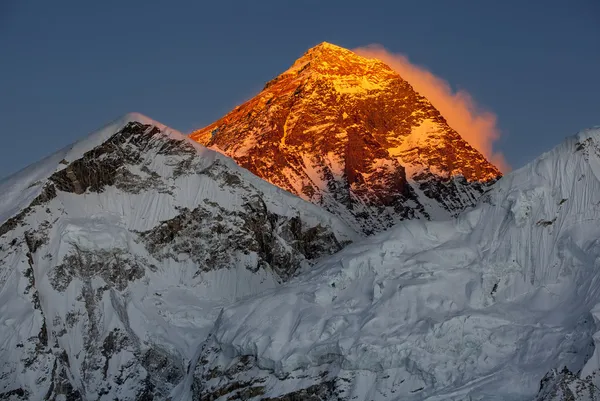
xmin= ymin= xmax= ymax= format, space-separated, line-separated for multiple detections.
xmin=190 ymin=42 xmax=501 ymax=234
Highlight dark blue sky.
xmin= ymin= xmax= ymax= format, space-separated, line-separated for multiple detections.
xmin=1 ymin=0 xmax=599 ymax=178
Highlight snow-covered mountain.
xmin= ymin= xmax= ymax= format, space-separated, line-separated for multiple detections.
xmin=192 ymin=126 xmax=600 ymax=401
xmin=191 ymin=42 xmax=501 ymax=234
xmin=0 ymin=114 xmax=358 ymax=400
xmin=1 ymin=58 xmax=598 ymax=401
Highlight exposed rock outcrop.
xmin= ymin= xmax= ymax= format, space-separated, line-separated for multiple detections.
xmin=191 ymin=42 xmax=501 ymax=233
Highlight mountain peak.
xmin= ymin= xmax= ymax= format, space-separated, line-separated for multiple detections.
xmin=299 ymin=41 xmax=357 ymax=61
xmin=280 ymin=42 xmax=393 ymax=85
xmin=120 ymin=111 xmax=157 ymax=125
xmin=190 ymin=43 xmax=501 ymax=233
xmin=311 ymin=41 xmax=344 ymax=49
xmin=305 ymin=41 xmax=347 ymax=53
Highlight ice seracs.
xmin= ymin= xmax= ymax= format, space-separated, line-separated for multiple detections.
xmin=1 ymin=47 xmax=597 ymax=399
xmin=2 ymin=111 xmax=600 ymax=400
xmin=193 ymin=126 xmax=600 ymax=400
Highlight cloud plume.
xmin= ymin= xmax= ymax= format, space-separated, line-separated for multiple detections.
xmin=354 ymin=44 xmax=508 ymax=172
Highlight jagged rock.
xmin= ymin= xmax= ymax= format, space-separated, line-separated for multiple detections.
xmin=188 ymin=127 xmax=600 ymax=400
xmin=191 ymin=42 xmax=501 ymax=234
xmin=0 ymin=114 xmax=356 ymax=400
xmin=535 ymin=367 xmax=600 ymax=401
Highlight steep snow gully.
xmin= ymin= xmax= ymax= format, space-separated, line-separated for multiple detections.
xmin=1 ymin=112 xmax=600 ymax=400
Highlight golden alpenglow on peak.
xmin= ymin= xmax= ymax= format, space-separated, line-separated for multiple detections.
xmin=280 ymin=42 xmax=395 ymax=84
xmin=190 ymin=43 xmax=501 ymax=234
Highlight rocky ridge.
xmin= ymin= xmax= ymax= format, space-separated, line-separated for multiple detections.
xmin=0 ymin=114 xmax=357 ymax=400
xmin=191 ymin=42 xmax=501 ymax=234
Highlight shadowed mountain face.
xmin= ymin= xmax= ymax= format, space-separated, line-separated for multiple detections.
xmin=191 ymin=42 xmax=501 ymax=234
xmin=0 ymin=115 xmax=358 ymax=400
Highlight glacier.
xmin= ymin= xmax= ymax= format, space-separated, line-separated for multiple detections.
xmin=1 ymin=111 xmax=600 ymax=400
xmin=194 ymin=127 xmax=600 ymax=400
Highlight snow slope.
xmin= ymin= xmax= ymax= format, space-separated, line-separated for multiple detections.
xmin=0 ymin=114 xmax=358 ymax=400
xmin=193 ymin=127 xmax=600 ymax=400
xmin=3 ymin=112 xmax=600 ymax=400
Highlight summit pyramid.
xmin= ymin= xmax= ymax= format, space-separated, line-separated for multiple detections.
xmin=191 ymin=42 xmax=501 ymax=233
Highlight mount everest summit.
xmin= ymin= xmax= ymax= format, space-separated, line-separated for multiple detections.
xmin=0 ymin=43 xmax=598 ymax=401
xmin=191 ymin=42 xmax=500 ymax=235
